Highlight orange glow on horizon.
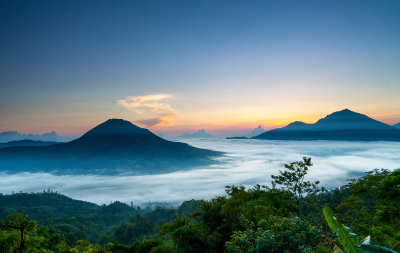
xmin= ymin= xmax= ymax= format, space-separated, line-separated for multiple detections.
xmin=2 ymin=109 xmax=399 ymax=138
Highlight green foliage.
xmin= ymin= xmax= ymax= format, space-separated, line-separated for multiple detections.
xmin=226 ymin=216 xmax=322 ymax=252
xmin=0 ymin=228 xmax=19 ymax=253
xmin=160 ymin=217 xmax=207 ymax=253
xmin=0 ymin=212 xmax=69 ymax=253
xmin=323 ymin=206 xmax=398 ymax=253
xmin=70 ymin=240 xmax=114 ymax=252
xmin=114 ymin=214 xmax=155 ymax=244
xmin=271 ymin=157 xmax=322 ymax=217
xmin=155 ymin=185 xmax=297 ymax=252
xmin=131 ymin=238 xmax=174 ymax=253
xmin=360 ymin=244 xmax=398 ymax=253
xmin=177 ymin=200 xmax=200 ymax=217
xmin=0 ymin=162 xmax=399 ymax=253
xmin=0 ymin=192 xmax=187 ymax=245
xmin=374 ymin=169 xmax=400 ymax=242
xmin=336 ymin=169 xmax=400 ymax=248
xmin=323 ymin=206 xmax=363 ymax=253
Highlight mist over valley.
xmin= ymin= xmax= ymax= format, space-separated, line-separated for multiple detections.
xmin=1 ymin=138 xmax=399 ymax=205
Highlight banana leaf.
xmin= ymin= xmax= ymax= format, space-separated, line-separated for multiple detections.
xmin=360 ymin=244 xmax=398 ymax=253
xmin=323 ymin=206 xmax=362 ymax=253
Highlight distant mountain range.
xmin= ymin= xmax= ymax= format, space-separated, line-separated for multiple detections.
xmin=0 ymin=140 xmax=59 ymax=148
xmin=0 ymin=131 xmax=71 ymax=142
xmin=254 ymin=109 xmax=400 ymax=141
xmin=179 ymin=129 xmax=214 ymax=139
xmin=0 ymin=119 xmax=222 ymax=174
xmin=394 ymin=122 xmax=400 ymax=129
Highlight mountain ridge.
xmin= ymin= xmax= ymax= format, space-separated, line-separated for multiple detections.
xmin=254 ymin=109 xmax=400 ymax=141
xmin=0 ymin=140 xmax=59 ymax=149
xmin=0 ymin=130 xmax=70 ymax=142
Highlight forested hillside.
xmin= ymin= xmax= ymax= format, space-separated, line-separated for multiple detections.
xmin=1 ymin=159 xmax=399 ymax=252
xmin=0 ymin=192 xmax=198 ymax=245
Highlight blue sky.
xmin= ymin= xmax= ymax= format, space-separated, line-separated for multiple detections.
xmin=1 ymin=0 xmax=399 ymax=136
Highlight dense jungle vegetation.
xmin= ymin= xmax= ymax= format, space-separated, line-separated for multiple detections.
xmin=1 ymin=158 xmax=399 ymax=252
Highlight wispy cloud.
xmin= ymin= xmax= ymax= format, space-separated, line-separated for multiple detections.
xmin=117 ymin=94 xmax=180 ymax=127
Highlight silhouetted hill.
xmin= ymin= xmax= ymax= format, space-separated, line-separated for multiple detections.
xmin=0 ymin=119 xmax=222 ymax=174
xmin=393 ymin=122 xmax=400 ymax=129
xmin=0 ymin=140 xmax=59 ymax=148
xmin=254 ymin=109 xmax=400 ymax=141
xmin=0 ymin=130 xmax=70 ymax=142
xmin=0 ymin=192 xmax=99 ymax=218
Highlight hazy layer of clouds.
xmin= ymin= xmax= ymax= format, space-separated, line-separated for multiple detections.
xmin=0 ymin=139 xmax=399 ymax=206
xmin=117 ymin=94 xmax=180 ymax=127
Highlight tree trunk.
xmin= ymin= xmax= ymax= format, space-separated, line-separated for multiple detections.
xmin=19 ymin=226 xmax=25 ymax=253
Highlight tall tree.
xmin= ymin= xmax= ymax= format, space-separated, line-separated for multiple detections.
xmin=271 ymin=157 xmax=321 ymax=217
xmin=0 ymin=213 xmax=34 ymax=253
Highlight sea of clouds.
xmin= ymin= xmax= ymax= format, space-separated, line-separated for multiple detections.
xmin=1 ymin=139 xmax=399 ymax=206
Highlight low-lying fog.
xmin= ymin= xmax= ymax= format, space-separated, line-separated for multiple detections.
xmin=1 ymin=139 xmax=399 ymax=206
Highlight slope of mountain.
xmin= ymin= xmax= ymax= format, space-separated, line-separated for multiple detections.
xmin=0 ymin=119 xmax=222 ymax=174
xmin=393 ymin=122 xmax=400 ymax=129
xmin=0 ymin=140 xmax=59 ymax=149
xmin=254 ymin=109 xmax=400 ymax=141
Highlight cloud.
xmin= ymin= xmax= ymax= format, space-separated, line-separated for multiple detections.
xmin=117 ymin=94 xmax=180 ymax=127
xmin=1 ymin=140 xmax=399 ymax=206
xmin=135 ymin=118 xmax=164 ymax=128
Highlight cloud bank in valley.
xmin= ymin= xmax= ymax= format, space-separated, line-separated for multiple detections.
xmin=117 ymin=94 xmax=180 ymax=127
xmin=0 ymin=139 xmax=399 ymax=206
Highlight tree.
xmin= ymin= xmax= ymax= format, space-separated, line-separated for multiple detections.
xmin=0 ymin=212 xmax=70 ymax=253
xmin=271 ymin=157 xmax=321 ymax=217
xmin=226 ymin=216 xmax=321 ymax=252
xmin=156 ymin=185 xmax=296 ymax=253
xmin=335 ymin=168 xmax=400 ymax=249
xmin=0 ymin=213 xmax=34 ymax=253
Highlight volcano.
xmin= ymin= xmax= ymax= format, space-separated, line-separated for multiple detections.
xmin=0 ymin=119 xmax=222 ymax=174
xmin=254 ymin=109 xmax=400 ymax=141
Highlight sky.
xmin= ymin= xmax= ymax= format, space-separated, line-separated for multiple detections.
xmin=1 ymin=0 xmax=400 ymax=137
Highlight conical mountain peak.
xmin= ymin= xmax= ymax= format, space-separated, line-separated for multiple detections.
xmin=70 ymin=118 xmax=161 ymax=149
xmin=286 ymin=121 xmax=309 ymax=127
xmin=321 ymin=109 xmax=366 ymax=120
xmin=0 ymin=118 xmax=221 ymax=174
xmin=103 ymin=118 xmax=133 ymax=125
xmin=314 ymin=109 xmax=390 ymax=130
xmin=84 ymin=118 xmax=148 ymax=136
